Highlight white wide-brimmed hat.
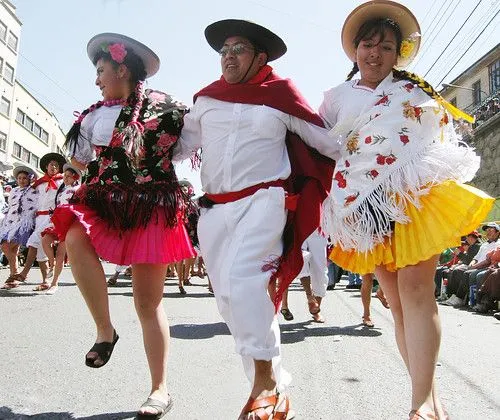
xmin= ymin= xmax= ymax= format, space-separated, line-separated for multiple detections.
xmin=63 ymin=163 xmax=82 ymax=179
xmin=342 ymin=0 xmax=421 ymax=68
xmin=13 ymin=165 xmax=37 ymax=180
xmin=87 ymin=32 xmax=160 ymax=78
xmin=0 ymin=162 xmax=13 ymax=172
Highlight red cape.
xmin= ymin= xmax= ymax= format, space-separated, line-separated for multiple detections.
xmin=195 ymin=65 xmax=335 ymax=311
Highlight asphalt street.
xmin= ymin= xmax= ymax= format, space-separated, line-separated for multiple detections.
xmin=0 ymin=264 xmax=499 ymax=420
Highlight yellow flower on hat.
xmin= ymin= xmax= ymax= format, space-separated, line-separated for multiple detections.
xmin=399 ymin=32 xmax=420 ymax=59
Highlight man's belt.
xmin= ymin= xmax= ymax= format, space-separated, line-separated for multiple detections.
xmin=199 ymin=179 xmax=298 ymax=210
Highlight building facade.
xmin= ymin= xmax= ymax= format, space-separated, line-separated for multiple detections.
xmin=441 ymin=44 xmax=499 ymax=116
xmin=0 ymin=0 xmax=65 ymax=178
xmin=441 ymin=43 xmax=499 ymax=217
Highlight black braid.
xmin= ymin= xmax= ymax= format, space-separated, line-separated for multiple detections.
xmin=392 ymin=68 xmax=442 ymax=102
xmin=346 ymin=62 xmax=359 ymax=81
xmin=64 ymin=101 xmax=106 ymax=156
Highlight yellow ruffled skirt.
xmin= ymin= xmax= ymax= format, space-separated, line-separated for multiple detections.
xmin=330 ymin=181 xmax=494 ymax=274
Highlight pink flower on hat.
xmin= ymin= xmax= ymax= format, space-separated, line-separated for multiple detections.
xmin=108 ymin=43 xmax=127 ymax=63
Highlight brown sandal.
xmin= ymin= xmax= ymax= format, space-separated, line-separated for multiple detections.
xmin=33 ymin=283 xmax=50 ymax=292
xmin=240 ymin=393 xmax=294 ymax=420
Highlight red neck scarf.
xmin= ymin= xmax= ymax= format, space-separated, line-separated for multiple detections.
xmin=195 ymin=65 xmax=335 ymax=311
xmin=32 ymin=173 xmax=63 ymax=192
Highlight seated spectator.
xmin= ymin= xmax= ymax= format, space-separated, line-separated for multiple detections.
xmin=443 ymin=222 xmax=499 ymax=306
xmin=435 ymin=231 xmax=481 ymax=297
xmin=473 ymin=267 xmax=499 ymax=313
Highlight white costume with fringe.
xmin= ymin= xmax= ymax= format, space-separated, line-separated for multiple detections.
xmin=0 ymin=186 xmax=38 ymax=245
xmin=320 ymin=74 xmax=479 ymax=253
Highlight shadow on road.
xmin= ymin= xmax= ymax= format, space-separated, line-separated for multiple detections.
xmin=170 ymin=321 xmax=230 ymax=339
xmin=0 ymin=407 xmax=137 ymax=419
xmin=280 ymin=321 xmax=382 ymax=344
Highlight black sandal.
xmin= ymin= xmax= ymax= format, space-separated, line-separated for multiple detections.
xmin=137 ymin=395 xmax=173 ymax=419
xmin=280 ymin=308 xmax=294 ymax=321
xmin=85 ymin=330 xmax=119 ymax=368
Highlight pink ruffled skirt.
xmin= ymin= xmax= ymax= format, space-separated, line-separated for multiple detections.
xmin=52 ymin=204 xmax=195 ymax=265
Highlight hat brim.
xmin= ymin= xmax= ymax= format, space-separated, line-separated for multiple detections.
xmin=341 ymin=0 xmax=421 ymax=68
xmin=40 ymin=153 xmax=67 ymax=173
xmin=87 ymin=33 xmax=160 ymax=78
xmin=0 ymin=162 xmax=13 ymax=172
xmin=63 ymin=163 xmax=82 ymax=178
xmin=13 ymin=165 xmax=37 ymax=180
xmin=205 ymin=19 xmax=287 ymax=62
xmin=482 ymin=224 xmax=499 ymax=231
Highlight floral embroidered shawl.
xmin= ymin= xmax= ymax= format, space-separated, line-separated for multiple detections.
xmin=322 ymin=75 xmax=480 ymax=252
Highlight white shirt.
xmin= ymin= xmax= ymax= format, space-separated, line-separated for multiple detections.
xmin=34 ymin=179 xmax=64 ymax=212
xmin=474 ymin=239 xmax=499 ymax=263
xmin=72 ymin=105 xmax=123 ymax=164
xmin=174 ymin=97 xmax=340 ymax=194
xmin=318 ymin=79 xmax=375 ymax=130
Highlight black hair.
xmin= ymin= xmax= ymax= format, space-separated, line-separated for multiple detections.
xmin=65 ymin=46 xmax=147 ymax=156
xmin=92 ymin=48 xmax=146 ymax=84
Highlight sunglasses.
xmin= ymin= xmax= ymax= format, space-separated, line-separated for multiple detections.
xmin=218 ymin=43 xmax=255 ymax=57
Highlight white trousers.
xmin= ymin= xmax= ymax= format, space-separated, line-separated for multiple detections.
xmin=26 ymin=214 xmax=50 ymax=262
xmin=300 ymin=230 xmax=328 ymax=298
xmin=198 ymin=187 xmax=291 ymax=391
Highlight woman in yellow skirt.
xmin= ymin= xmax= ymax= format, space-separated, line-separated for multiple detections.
xmin=319 ymin=1 xmax=494 ymax=419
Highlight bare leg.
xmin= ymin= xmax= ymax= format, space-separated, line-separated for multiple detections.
xmin=19 ymin=246 xmax=37 ymax=279
xmin=239 ymin=360 xmax=277 ymax=420
xmin=361 ymin=273 xmax=374 ymax=325
xmin=38 ymin=260 xmax=49 ymax=284
xmin=3 ymin=242 xmax=20 ymax=276
xmin=133 ymin=264 xmax=171 ymax=415
xmin=175 ymin=261 xmax=184 ymax=292
xmin=184 ymin=257 xmax=195 ymax=283
xmin=376 ymin=256 xmax=442 ymax=418
xmin=49 ymin=242 xmax=66 ymax=289
xmin=398 ymin=256 xmax=440 ymax=415
xmin=65 ymin=222 xmax=114 ymax=359
xmin=41 ymin=235 xmax=55 ymax=272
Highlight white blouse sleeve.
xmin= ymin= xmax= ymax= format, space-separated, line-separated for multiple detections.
xmin=318 ymin=88 xmax=339 ymax=130
xmin=288 ymin=115 xmax=341 ymax=161
xmin=71 ymin=116 xmax=96 ymax=164
xmin=173 ymin=105 xmax=202 ymax=162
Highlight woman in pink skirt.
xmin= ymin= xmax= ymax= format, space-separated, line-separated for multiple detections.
xmin=53 ymin=33 xmax=194 ymax=418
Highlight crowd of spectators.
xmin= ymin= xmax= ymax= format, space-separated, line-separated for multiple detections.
xmin=438 ymin=222 xmax=500 ymax=319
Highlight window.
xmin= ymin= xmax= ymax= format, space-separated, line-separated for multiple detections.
xmin=0 ymin=57 xmax=3 ymax=75
xmin=41 ymin=130 xmax=49 ymax=143
xmin=15 ymin=109 xmax=24 ymax=124
xmin=7 ymin=31 xmax=18 ymax=51
xmin=30 ymin=154 xmax=39 ymax=168
xmin=450 ymin=97 xmax=457 ymax=107
xmin=0 ymin=97 xmax=10 ymax=116
xmin=12 ymin=142 xmax=21 ymax=158
xmin=489 ymin=59 xmax=500 ymax=95
xmin=24 ymin=115 xmax=33 ymax=131
xmin=3 ymin=62 xmax=14 ymax=84
xmin=0 ymin=131 xmax=6 ymax=151
xmin=33 ymin=123 xmax=42 ymax=138
xmin=472 ymin=80 xmax=482 ymax=105
xmin=21 ymin=147 xmax=30 ymax=162
xmin=0 ymin=21 xmax=6 ymax=41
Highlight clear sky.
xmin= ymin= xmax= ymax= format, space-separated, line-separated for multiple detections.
xmin=13 ymin=0 xmax=500 ymax=194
